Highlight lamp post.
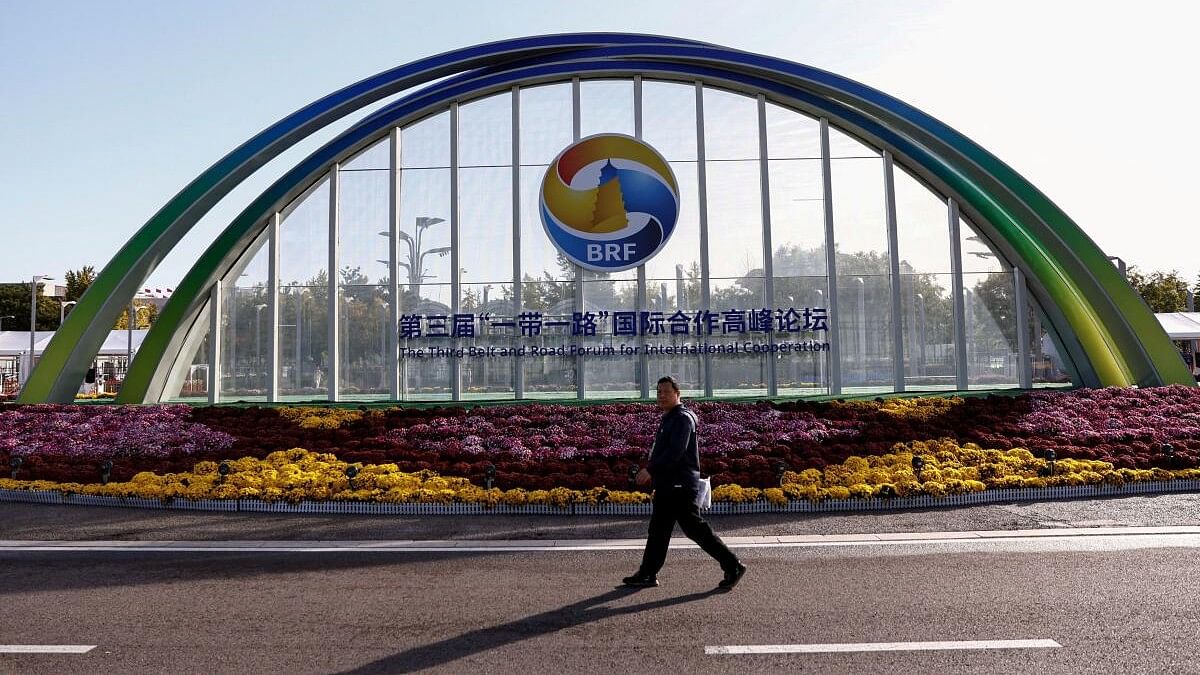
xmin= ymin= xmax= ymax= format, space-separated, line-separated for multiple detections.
xmin=380 ymin=216 xmax=448 ymax=288
xmin=814 ymin=288 xmax=825 ymax=389
xmin=255 ymin=303 xmax=268 ymax=390
xmin=915 ymin=292 xmax=927 ymax=378
xmin=855 ymin=277 xmax=866 ymax=384
xmin=28 ymin=275 xmax=53 ymax=384
xmin=59 ymin=300 xmax=77 ymax=326
xmin=126 ymin=302 xmax=153 ymax=383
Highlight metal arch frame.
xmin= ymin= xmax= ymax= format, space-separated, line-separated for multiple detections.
xmin=23 ymin=35 xmax=1190 ymax=402
xmin=130 ymin=52 xmax=1190 ymax=401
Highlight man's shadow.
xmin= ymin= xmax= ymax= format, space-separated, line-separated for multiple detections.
xmin=338 ymin=586 xmax=722 ymax=674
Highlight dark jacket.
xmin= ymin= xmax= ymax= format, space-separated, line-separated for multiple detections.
xmin=648 ymin=404 xmax=701 ymax=491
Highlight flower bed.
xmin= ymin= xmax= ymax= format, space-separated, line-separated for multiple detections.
xmin=0 ymin=386 xmax=1198 ymax=507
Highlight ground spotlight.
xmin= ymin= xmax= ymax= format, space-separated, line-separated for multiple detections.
xmin=627 ymin=464 xmax=640 ymax=489
xmin=484 ymin=463 xmax=496 ymax=490
xmin=10 ymin=456 xmax=23 ymax=479
xmin=771 ymin=460 xmax=788 ymax=486
xmin=912 ymin=455 xmax=925 ymax=480
xmin=345 ymin=464 xmax=359 ymax=489
xmin=100 ymin=459 xmax=113 ymax=485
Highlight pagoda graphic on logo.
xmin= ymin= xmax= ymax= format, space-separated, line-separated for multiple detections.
xmin=540 ymin=134 xmax=679 ymax=273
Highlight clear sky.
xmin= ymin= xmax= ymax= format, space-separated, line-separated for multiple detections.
xmin=3 ymin=0 xmax=1197 ymax=289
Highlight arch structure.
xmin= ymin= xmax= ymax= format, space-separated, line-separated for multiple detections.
xmin=21 ymin=33 xmax=1193 ymax=404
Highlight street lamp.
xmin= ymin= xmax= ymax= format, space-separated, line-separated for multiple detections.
xmin=59 ymin=300 xmax=78 ymax=326
xmin=379 ymin=216 xmax=449 ymax=287
xmin=814 ymin=288 xmax=825 ymax=389
xmin=915 ymin=292 xmax=927 ymax=377
xmin=1107 ymin=255 xmax=1127 ymax=279
xmin=28 ymin=275 xmax=53 ymax=384
xmin=855 ymin=277 xmax=866 ymax=384
xmin=255 ymin=303 xmax=268 ymax=388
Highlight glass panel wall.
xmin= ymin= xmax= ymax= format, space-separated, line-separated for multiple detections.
xmin=459 ymin=92 xmax=516 ymax=399
xmin=164 ymin=317 xmax=211 ymax=402
xmin=830 ymin=128 xmax=892 ymax=393
xmin=644 ymin=81 xmax=704 ymax=395
xmin=1029 ymin=293 xmax=1074 ymax=386
xmin=399 ymin=112 xmax=452 ymax=399
xmin=461 ymin=282 xmax=515 ymax=398
xmin=219 ymin=236 xmax=269 ymax=401
xmin=960 ymin=218 xmax=1019 ymax=389
xmin=519 ymin=83 xmax=576 ymax=397
xmin=279 ymin=177 xmax=330 ymax=400
xmin=338 ymin=140 xmax=390 ymax=400
xmin=894 ymin=167 xmax=955 ymax=390
xmin=767 ymin=103 xmax=827 ymax=395
xmin=704 ymin=87 xmax=767 ymax=396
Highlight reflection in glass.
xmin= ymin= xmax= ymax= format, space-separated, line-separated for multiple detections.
xmin=900 ymin=273 xmax=955 ymax=390
xmin=461 ymin=282 xmax=516 ymax=398
xmin=774 ymin=276 xmax=830 ymax=395
xmin=165 ymin=321 xmax=210 ymax=402
xmin=220 ymin=238 xmax=269 ymax=401
xmin=964 ymin=272 xmax=1019 ymax=389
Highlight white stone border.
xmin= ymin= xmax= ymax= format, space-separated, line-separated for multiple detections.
xmin=1 ymin=480 xmax=1197 ymax=515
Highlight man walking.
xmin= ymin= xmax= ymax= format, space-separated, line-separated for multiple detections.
xmin=623 ymin=376 xmax=746 ymax=590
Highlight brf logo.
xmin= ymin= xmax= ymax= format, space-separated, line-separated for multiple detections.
xmin=540 ymin=134 xmax=679 ymax=273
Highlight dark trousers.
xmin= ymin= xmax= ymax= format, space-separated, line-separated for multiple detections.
xmin=638 ymin=486 xmax=739 ymax=576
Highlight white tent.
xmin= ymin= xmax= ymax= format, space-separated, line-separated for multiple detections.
xmin=1156 ymin=313 xmax=1200 ymax=340
xmin=0 ymin=330 xmax=149 ymax=355
xmin=0 ymin=331 xmax=56 ymax=355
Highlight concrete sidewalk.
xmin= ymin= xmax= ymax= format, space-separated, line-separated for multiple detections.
xmin=1 ymin=492 xmax=1198 ymax=542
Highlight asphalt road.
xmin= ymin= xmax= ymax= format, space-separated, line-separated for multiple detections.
xmin=1 ymin=494 xmax=1198 ymax=674
xmin=1 ymin=536 xmax=1199 ymax=674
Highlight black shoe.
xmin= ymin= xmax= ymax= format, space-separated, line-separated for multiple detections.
xmin=622 ymin=573 xmax=659 ymax=587
xmin=717 ymin=562 xmax=746 ymax=590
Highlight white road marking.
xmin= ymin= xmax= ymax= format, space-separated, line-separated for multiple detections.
xmin=0 ymin=645 xmax=96 ymax=653
xmin=705 ymin=639 xmax=1062 ymax=654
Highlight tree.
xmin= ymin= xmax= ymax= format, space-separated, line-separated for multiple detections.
xmin=113 ymin=301 xmax=158 ymax=329
xmin=1127 ymin=268 xmax=1195 ymax=313
xmin=0 ymin=282 xmax=58 ymax=332
xmin=64 ymin=266 xmax=97 ymax=302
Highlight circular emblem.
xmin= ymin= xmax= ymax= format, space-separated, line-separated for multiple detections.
xmin=540 ymin=134 xmax=679 ymax=273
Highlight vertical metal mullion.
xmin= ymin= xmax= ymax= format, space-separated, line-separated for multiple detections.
xmin=267 ymin=213 xmax=280 ymax=402
xmin=883 ymin=151 xmax=904 ymax=392
xmin=450 ymin=101 xmax=461 ymax=401
xmin=819 ymin=119 xmax=841 ymax=395
xmin=949 ymin=198 xmax=969 ymax=390
xmin=757 ymin=95 xmax=777 ymax=397
xmin=696 ymin=81 xmax=713 ymax=397
xmin=635 ymin=76 xmax=649 ymax=399
xmin=512 ymin=86 xmax=524 ymax=399
xmin=1015 ymin=266 xmax=1032 ymax=389
xmin=389 ymin=127 xmax=402 ymax=400
xmin=208 ymin=282 xmax=221 ymax=404
xmin=328 ymin=165 xmax=340 ymax=401
xmin=572 ymin=77 xmax=585 ymax=400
